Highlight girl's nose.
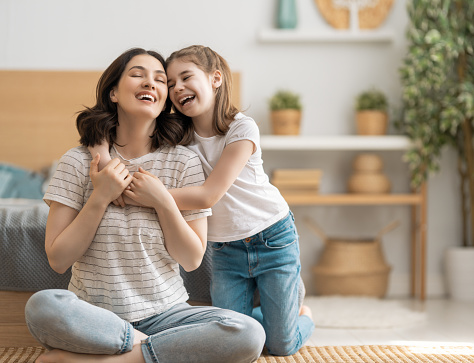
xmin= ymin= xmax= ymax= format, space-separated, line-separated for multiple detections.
xmin=174 ymin=81 xmax=184 ymax=92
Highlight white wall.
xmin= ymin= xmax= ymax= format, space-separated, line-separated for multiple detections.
xmin=1 ymin=0 xmax=460 ymax=297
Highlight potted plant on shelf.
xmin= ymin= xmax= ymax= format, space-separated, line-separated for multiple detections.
xmin=398 ymin=0 xmax=474 ymax=301
xmin=269 ymin=90 xmax=302 ymax=135
xmin=355 ymin=88 xmax=388 ymax=135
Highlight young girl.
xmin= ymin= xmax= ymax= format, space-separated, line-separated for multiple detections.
xmin=92 ymin=45 xmax=314 ymax=356
xmin=25 ymin=48 xmax=265 ymax=363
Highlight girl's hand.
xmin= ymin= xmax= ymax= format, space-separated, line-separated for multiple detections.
xmin=90 ymin=154 xmax=132 ymax=204
xmin=123 ymin=167 xmax=171 ymax=208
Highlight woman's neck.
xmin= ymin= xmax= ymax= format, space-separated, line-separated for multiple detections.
xmin=115 ymin=118 xmax=155 ymax=159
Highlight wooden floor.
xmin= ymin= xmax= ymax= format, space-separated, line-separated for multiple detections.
xmin=2 ymin=291 xmax=474 ymax=349
xmin=0 ymin=291 xmax=37 ymax=347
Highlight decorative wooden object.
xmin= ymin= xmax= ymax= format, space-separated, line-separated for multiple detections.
xmin=314 ymin=0 xmax=394 ymax=29
xmin=348 ymin=153 xmax=391 ymax=194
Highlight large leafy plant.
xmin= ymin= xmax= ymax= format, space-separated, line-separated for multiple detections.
xmin=398 ymin=0 xmax=474 ymax=247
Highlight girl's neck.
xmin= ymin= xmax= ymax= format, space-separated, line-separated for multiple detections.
xmin=192 ymin=110 xmax=217 ymax=138
xmin=115 ymin=117 xmax=155 ymax=159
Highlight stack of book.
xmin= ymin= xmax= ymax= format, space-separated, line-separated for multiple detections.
xmin=271 ymin=169 xmax=322 ymax=195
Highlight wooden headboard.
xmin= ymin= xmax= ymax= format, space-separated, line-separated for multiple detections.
xmin=0 ymin=71 xmax=240 ymax=171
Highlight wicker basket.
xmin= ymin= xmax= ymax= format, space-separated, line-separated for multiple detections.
xmin=305 ymin=218 xmax=399 ymax=297
xmin=270 ymin=109 xmax=301 ymax=135
xmin=356 ymin=110 xmax=388 ymax=135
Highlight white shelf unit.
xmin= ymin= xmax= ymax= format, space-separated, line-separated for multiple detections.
xmin=260 ymin=135 xmax=427 ymax=300
xmin=257 ymin=29 xmax=394 ymax=43
xmin=260 ymin=135 xmax=411 ymax=150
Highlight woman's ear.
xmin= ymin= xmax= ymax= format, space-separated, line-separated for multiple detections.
xmin=110 ymin=88 xmax=118 ymax=103
xmin=212 ymin=70 xmax=223 ymax=90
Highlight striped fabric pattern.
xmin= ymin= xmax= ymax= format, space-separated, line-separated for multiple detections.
xmin=44 ymin=145 xmax=211 ymax=322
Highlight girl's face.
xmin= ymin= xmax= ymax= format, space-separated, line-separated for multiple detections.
xmin=167 ymin=59 xmax=221 ymax=119
xmin=110 ymin=54 xmax=168 ymax=122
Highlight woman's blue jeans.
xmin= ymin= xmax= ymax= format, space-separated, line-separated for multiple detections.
xmin=209 ymin=211 xmax=314 ymax=356
xmin=25 ymin=289 xmax=265 ymax=363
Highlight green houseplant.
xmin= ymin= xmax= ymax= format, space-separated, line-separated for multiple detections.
xmin=398 ymin=0 xmax=474 ymax=300
xmin=355 ymin=88 xmax=389 ymax=135
xmin=269 ymin=90 xmax=302 ymax=135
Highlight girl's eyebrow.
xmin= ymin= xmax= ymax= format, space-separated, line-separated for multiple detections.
xmin=128 ymin=65 xmax=166 ymax=75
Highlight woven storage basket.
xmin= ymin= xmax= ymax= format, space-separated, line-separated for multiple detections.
xmin=305 ymin=218 xmax=398 ymax=298
xmin=356 ymin=110 xmax=388 ymax=135
xmin=270 ymin=109 xmax=301 ymax=135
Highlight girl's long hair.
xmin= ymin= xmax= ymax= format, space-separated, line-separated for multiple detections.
xmin=76 ymin=48 xmax=190 ymax=149
xmin=166 ymin=45 xmax=239 ymax=137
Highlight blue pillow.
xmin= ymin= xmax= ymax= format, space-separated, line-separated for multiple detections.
xmin=0 ymin=164 xmax=46 ymax=199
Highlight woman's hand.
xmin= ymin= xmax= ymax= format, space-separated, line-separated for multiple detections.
xmin=90 ymin=154 xmax=132 ymax=205
xmin=123 ymin=167 xmax=171 ymax=208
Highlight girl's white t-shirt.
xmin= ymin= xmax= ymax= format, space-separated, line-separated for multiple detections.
xmin=187 ymin=113 xmax=289 ymax=242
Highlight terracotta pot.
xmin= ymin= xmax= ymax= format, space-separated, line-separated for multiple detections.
xmin=271 ymin=109 xmax=301 ymax=135
xmin=356 ymin=110 xmax=388 ymax=135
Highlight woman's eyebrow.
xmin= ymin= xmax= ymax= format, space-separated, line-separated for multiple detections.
xmin=128 ymin=65 xmax=166 ymax=74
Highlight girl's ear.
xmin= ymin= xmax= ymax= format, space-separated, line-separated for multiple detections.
xmin=212 ymin=70 xmax=223 ymax=90
xmin=110 ymin=88 xmax=118 ymax=103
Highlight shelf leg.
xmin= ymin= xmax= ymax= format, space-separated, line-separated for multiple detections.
xmin=410 ymin=203 xmax=418 ymax=298
xmin=420 ymin=182 xmax=428 ymax=301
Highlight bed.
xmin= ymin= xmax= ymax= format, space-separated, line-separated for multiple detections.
xmin=0 ymin=70 xmax=240 ymax=302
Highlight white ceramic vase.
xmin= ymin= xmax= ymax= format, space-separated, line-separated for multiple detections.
xmin=445 ymin=247 xmax=474 ymax=301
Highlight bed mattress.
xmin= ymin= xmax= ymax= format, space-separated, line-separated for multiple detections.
xmin=0 ymin=199 xmax=71 ymax=291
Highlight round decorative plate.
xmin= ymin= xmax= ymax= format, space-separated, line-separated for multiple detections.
xmin=314 ymin=0 xmax=394 ymax=29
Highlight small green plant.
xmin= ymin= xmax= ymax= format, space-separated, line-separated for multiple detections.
xmin=269 ymin=90 xmax=302 ymax=111
xmin=355 ymin=88 xmax=388 ymax=112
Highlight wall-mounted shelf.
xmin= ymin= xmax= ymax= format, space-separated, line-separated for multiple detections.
xmin=257 ymin=29 xmax=394 ymax=43
xmin=260 ymin=135 xmax=427 ymax=301
xmin=260 ymin=135 xmax=412 ymax=150
xmin=279 ymin=193 xmax=422 ymax=206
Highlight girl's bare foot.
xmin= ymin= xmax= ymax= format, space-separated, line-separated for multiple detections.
xmin=299 ymin=305 xmax=313 ymax=320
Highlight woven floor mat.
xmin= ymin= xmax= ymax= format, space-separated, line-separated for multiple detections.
xmin=2 ymin=345 xmax=474 ymax=363
xmin=257 ymin=345 xmax=474 ymax=363
xmin=0 ymin=347 xmax=45 ymax=363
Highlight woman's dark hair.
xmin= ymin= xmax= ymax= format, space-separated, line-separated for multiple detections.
xmin=76 ymin=47 xmax=191 ymax=149
xmin=166 ymin=45 xmax=239 ymax=137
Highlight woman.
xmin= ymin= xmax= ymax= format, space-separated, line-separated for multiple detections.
xmin=24 ymin=48 xmax=265 ymax=363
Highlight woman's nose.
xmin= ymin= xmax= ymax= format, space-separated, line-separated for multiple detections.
xmin=144 ymin=78 xmax=156 ymax=90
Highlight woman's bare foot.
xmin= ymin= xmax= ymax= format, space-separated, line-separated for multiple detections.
xmin=35 ymin=329 xmax=147 ymax=363
xmin=299 ymin=305 xmax=313 ymax=320
xmin=35 ymin=347 xmax=145 ymax=363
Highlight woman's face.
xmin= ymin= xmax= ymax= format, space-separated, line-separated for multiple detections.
xmin=167 ymin=59 xmax=220 ymax=119
xmin=110 ymin=54 xmax=168 ymax=122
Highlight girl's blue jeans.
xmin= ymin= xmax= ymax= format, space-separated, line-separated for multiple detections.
xmin=25 ymin=289 xmax=265 ymax=363
xmin=209 ymin=211 xmax=315 ymax=356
